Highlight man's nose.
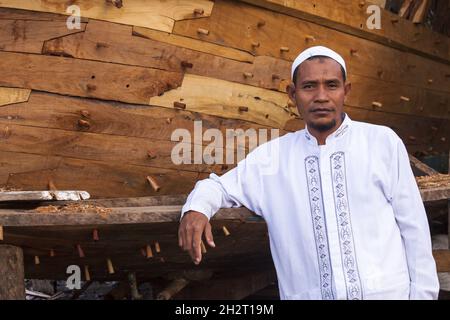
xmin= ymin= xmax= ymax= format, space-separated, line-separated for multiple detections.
xmin=314 ymin=84 xmax=329 ymax=103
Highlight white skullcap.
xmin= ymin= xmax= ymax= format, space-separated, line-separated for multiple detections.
xmin=291 ymin=46 xmax=347 ymax=81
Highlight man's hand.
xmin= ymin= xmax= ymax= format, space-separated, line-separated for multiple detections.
xmin=178 ymin=211 xmax=216 ymax=265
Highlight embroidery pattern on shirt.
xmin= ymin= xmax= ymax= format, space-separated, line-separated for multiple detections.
xmin=330 ymin=152 xmax=363 ymax=300
xmin=305 ymin=156 xmax=335 ymax=300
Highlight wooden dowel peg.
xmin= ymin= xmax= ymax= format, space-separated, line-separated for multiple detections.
xmin=400 ymin=96 xmax=410 ymax=102
xmin=193 ymin=8 xmax=204 ymax=15
xmin=78 ymin=119 xmax=90 ymax=129
xmin=48 ymin=179 xmax=57 ymax=191
xmin=146 ymin=175 xmax=161 ymax=192
xmin=272 ymin=74 xmax=280 ymax=80
xmin=372 ymin=101 xmax=383 ymax=108
xmin=350 ymin=48 xmax=358 ymax=55
xmin=0 ymin=225 xmax=3 ymax=241
xmin=181 ymin=61 xmax=193 ymax=69
xmin=49 ymin=249 xmax=55 ymax=257
xmin=358 ymin=1 xmax=365 ymax=8
xmin=280 ymin=46 xmax=290 ymax=52
xmin=428 ymin=79 xmax=433 ymax=84
xmin=200 ymin=241 xmax=207 ymax=254
xmin=197 ymin=28 xmax=209 ymax=35
xmin=76 ymin=244 xmax=85 ymax=258
xmin=238 ymin=106 xmax=249 ymax=112
xmin=166 ymin=118 xmax=172 ymax=124
xmin=154 ymin=242 xmax=161 ymax=253
xmin=391 ymin=17 xmax=399 ymax=23
xmin=84 ymin=265 xmax=91 ymax=281
xmin=222 ymin=226 xmax=230 ymax=236
xmin=92 ymin=229 xmax=99 ymax=241
xmin=408 ymin=136 xmax=416 ymax=141
xmin=145 ymin=244 xmax=153 ymax=258
xmin=86 ymin=84 xmax=97 ymax=91
xmin=243 ymin=72 xmax=253 ymax=78
xmin=80 ymin=110 xmax=90 ymax=118
xmin=34 ymin=255 xmax=40 ymax=265
xmin=257 ymin=20 xmax=266 ymax=28
xmin=147 ymin=150 xmax=157 ymax=160
xmin=106 ymin=258 xmax=115 ymax=274
xmin=441 ymin=137 xmax=446 ymax=142
xmin=251 ymin=41 xmax=260 ymax=48
xmin=174 ymin=101 xmax=186 ymax=110
xmin=305 ymin=35 xmax=315 ymax=41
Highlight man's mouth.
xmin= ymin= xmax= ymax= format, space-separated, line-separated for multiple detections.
xmin=311 ymin=108 xmax=334 ymax=114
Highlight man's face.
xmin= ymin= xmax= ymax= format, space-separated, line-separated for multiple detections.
xmin=288 ymin=57 xmax=351 ymax=133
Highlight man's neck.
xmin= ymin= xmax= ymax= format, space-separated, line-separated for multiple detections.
xmin=308 ymin=114 xmax=345 ymax=145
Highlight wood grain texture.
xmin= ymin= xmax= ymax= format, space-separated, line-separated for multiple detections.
xmin=0 ymin=0 xmax=214 ymax=32
xmin=0 ymin=245 xmax=25 ymax=299
xmin=173 ymin=0 xmax=450 ymax=93
xmin=240 ymin=0 xmax=450 ymax=64
xmin=149 ymin=74 xmax=296 ymax=129
xmin=0 ymin=51 xmax=183 ymax=105
xmin=0 ymin=19 xmax=86 ymax=53
xmin=0 ymin=87 xmax=30 ymax=106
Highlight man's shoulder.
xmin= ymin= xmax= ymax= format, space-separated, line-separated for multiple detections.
xmin=352 ymin=120 xmax=400 ymax=142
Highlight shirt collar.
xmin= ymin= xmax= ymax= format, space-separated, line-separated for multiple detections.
xmin=304 ymin=113 xmax=352 ymax=146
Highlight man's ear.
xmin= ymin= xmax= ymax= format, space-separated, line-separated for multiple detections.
xmin=344 ymin=82 xmax=352 ymax=97
xmin=287 ymin=83 xmax=296 ymax=104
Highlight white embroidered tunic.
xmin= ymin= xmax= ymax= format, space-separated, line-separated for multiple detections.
xmin=181 ymin=115 xmax=439 ymax=300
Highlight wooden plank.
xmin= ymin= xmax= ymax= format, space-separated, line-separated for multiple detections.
xmin=0 ymin=7 xmax=79 ymax=20
xmin=0 ymin=91 xmax=283 ymax=147
xmin=0 ymin=0 xmax=214 ymax=33
xmin=0 ymin=122 xmax=244 ymax=174
xmin=132 ymin=26 xmax=254 ymax=63
xmin=0 ymin=191 xmax=90 ymax=202
xmin=2 ymin=221 xmax=271 ymax=281
xmin=420 ymin=186 xmax=450 ymax=203
xmin=0 ymin=205 xmax=257 ymax=226
xmin=0 ymin=245 xmax=25 ymax=299
xmin=0 ymin=51 xmax=183 ymax=105
xmin=0 ymin=20 xmax=86 ymax=53
xmin=0 ymin=87 xmax=30 ymax=106
xmin=149 ymin=74 xmax=296 ymax=129
xmin=409 ymin=154 xmax=439 ymax=176
xmin=172 ymin=0 xmax=450 ymax=94
xmin=238 ymin=0 xmax=450 ymax=64
xmin=0 ymin=151 xmax=202 ymax=198
xmin=42 ymin=20 xmax=288 ymax=93
xmin=412 ymin=0 xmax=431 ymax=24
xmin=434 ymin=250 xmax=450 ymax=272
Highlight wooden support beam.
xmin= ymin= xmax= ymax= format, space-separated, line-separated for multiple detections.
xmin=433 ymin=250 xmax=450 ymax=272
xmin=409 ymin=154 xmax=439 ymax=176
xmin=0 ymin=245 xmax=25 ymax=299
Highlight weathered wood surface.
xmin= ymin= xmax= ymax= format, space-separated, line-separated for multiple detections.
xmin=240 ymin=0 xmax=450 ymax=64
xmin=173 ymin=0 xmax=450 ymax=93
xmin=0 ymin=205 xmax=257 ymax=226
xmin=0 ymin=87 xmax=30 ymax=107
xmin=0 ymin=245 xmax=25 ymax=299
xmin=0 ymin=219 xmax=272 ymax=281
xmin=0 ymin=191 xmax=90 ymax=202
xmin=434 ymin=250 xmax=450 ymax=273
xmin=0 ymin=19 xmax=86 ymax=53
xmin=0 ymin=51 xmax=183 ymax=105
xmin=0 ymin=0 xmax=214 ymax=32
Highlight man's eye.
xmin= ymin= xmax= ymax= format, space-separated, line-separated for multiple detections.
xmin=303 ymin=84 xmax=314 ymax=89
xmin=328 ymin=83 xmax=338 ymax=88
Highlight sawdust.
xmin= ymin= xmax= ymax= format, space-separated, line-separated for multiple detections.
xmin=416 ymin=174 xmax=450 ymax=189
xmin=0 ymin=186 xmax=22 ymax=192
xmin=35 ymin=203 xmax=112 ymax=217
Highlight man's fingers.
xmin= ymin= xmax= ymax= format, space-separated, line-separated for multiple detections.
xmin=204 ymin=222 xmax=215 ymax=248
xmin=183 ymin=223 xmax=193 ymax=252
xmin=192 ymin=227 xmax=203 ymax=264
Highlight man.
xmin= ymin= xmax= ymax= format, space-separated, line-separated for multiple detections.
xmin=178 ymin=46 xmax=439 ymax=300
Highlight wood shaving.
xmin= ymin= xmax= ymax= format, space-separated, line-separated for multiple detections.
xmin=35 ymin=203 xmax=112 ymax=215
xmin=416 ymin=174 xmax=450 ymax=189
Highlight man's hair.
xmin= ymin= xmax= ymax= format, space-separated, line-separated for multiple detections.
xmin=292 ymin=55 xmax=346 ymax=86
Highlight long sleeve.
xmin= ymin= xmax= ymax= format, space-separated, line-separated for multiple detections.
xmin=388 ymin=138 xmax=440 ymax=299
xmin=181 ymin=145 xmax=266 ymax=221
